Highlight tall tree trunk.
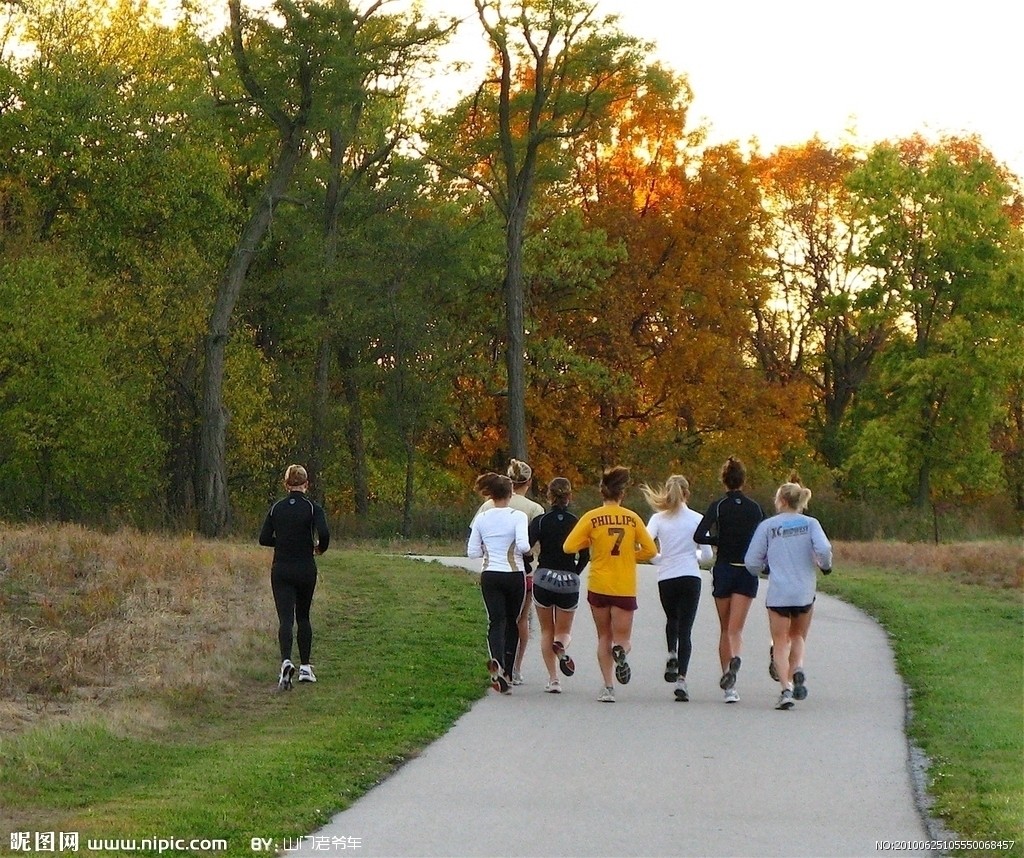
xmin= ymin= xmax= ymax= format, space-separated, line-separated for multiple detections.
xmin=308 ymin=320 xmax=332 ymax=505
xmin=338 ymin=342 xmax=370 ymax=517
xmin=198 ymin=134 xmax=306 ymax=536
xmin=504 ymin=200 xmax=529 ymax=461
xmin=402 ymin=437 xmax=415 ymax=539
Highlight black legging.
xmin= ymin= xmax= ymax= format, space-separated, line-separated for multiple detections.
xmin=658 ymin=576 xmax=701 ymax=676
xmin=271 ymin=564 xmax=317 ymax=664
xmin=480 ymin=570 xmax=526 ymax=677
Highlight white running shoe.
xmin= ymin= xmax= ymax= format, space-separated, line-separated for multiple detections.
xmin=511 ymin=670 xmax=524 ymax=686
xmin=597 ymin=686 xmax=616 ymax=703
xmin=545 ymin=679 xmax=562 ymax=693
xmin=298 ymin=665 xmax=317 ymax=683
xmin=776 ymin=689 xmax=795 ymax=710
xmin=723 ymin=687 xmax=740 ymax=703
xmin=278 ymin=659 xmax=295 ymax=691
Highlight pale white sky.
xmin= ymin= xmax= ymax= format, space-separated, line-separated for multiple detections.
xmin=398 ymin=0 xmax=1024 ymax=179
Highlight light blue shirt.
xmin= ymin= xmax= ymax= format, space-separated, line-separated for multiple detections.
xmin=745 ymin=512 xmax=832 ymax=607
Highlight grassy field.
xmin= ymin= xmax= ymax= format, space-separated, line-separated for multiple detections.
xmin=0 ymin=526 xmax=1021 ymax=857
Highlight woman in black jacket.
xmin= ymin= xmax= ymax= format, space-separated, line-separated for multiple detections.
xmin=259 ymin=464 xmax=330 ymax=690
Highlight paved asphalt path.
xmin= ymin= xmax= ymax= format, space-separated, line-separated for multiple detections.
xmin=294 ymin=556 xmax=932 ymax=858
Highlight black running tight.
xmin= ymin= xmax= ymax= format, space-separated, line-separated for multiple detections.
xmin=480 ymin=570 xmax=526 ymax=677
xmin=658 ymin=576 xmax=701 ymax=676
xmin=271 ymin=564 xmax=317 ymax=664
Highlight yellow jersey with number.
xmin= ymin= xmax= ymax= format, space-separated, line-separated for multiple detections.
xmin=563 ymin=503 xmax=657 ymax=597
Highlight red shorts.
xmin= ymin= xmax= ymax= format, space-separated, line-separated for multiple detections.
xmin=587 ymin=590 xmax=638 ymax=611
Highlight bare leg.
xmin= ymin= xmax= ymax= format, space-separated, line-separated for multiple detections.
xmin=553 ymin=606 xmax=575 ymax=652
xmin=714 ymin=596 xmax=731 ymax=671
xmin=514 ymin=587 xmax=532 ymax=676
xmin=726 ymin=593 xmax=753 ymax=666
xmin=535 ymin=602 xmax=557 ymax=681
xmin=768 ymin=610 xmax=794 ymax=689
xmin=590 ymin=604 xmax=614 ymax=687
xmin=610 ymin=606 xmax=635 ymax=657
xmin=789 ymin=607 xmax=814 ymax=674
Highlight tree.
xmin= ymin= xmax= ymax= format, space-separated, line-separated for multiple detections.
xmin=844 ymin=135 xmax=1020 ymax=506
xmin=753 ymin=139 xmax=899 ymax=468
xmin=426 ymin=0 xmax=649 ymax=461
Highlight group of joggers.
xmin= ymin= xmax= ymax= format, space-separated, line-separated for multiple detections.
xmin=467 ymin=456 xmax=833 ymax=709
xmin=257 ymin=455 xmax=833 ymax=710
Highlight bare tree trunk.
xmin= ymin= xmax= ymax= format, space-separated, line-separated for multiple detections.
xmin=338 ymin=343 xmax=370 ymax=517
xmin=504 ymin=205 xmax=529 ymax=461
xmin=308 ymin=322 xmax=332 ymax=505
xmin=198 ymin=135 xmax=306 ymax=536
xmin=402 ymin=437 xmax=415 ymax=538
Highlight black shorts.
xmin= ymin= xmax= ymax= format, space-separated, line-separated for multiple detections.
xmin=533 ymin=585 xmax=580 ymax=611
xmin=712 ymin=563 xmax=758 ymax=599
xmin=768 ymin=601 xmax=815 ymax=618
xmin=533 ymin=568 xmax=580 ymax=611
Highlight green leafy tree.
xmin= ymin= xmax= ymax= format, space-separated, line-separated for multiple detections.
xmin=844 ymin=136 xmax=1020 ymax=506
xmin=425 ymin=0 xmax=649 ymax=461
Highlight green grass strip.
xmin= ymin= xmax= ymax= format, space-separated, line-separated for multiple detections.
xmin=0 ymin=553 xmax=486 ymax=857
xmin=820 ymin=566 xmax=1023 ymax=857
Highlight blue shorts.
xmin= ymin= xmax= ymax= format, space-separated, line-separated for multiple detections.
xmin=712 ymin=563 xmax=758 ymax=599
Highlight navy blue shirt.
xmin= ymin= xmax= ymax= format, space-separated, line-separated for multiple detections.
xmin=694 ymin=490 xmax=764 ymax=565
xmin=529 ymin=506 xmax=590 ymax=573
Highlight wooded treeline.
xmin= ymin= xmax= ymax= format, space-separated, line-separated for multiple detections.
xmin=1 ymin=0 xmax=1021 ymax=537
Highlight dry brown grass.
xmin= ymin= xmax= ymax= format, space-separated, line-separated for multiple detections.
xmin=834 ymin=539 xmax=1024 ymax=589
xmin=0 ymin=523 xmax=270 ymax=735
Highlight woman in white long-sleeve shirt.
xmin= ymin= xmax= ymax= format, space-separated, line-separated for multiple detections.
xmin=745 ymin=480 xmax=832 ymax=710
xmin=468 ymin=472 xmax=531 ymax=694
xmin=642 ymin=475 xmax=713 ymax=702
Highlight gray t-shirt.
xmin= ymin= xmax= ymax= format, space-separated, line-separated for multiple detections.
xmin=745 ymin=512 xmax=832 ymax=607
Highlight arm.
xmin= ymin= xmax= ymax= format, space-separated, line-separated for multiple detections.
xmin=811 ymin=519 xmax=833 ymax=573
xmin=692 ymin=504 xmax=718 ymax=546
xmin=467 ymin=518 xmax=484 ymax=559
xmin=744 ymin=522 xmax=769 ymax=576
xmin=515 ymin=511 xmax=531 ymax=557
xmin=635 ymin=519 xmax=658 ymax=563
xmin=258 ymin=509 xmax=275 ymax=547
xmin=574 ymin=546 xmax=590 ymax=574
xmin=562 ymin=516 xmax=591 ymax=555
xmin=313 ymin=503 xmax=330 ymax=554
xmin=647 ymin=515 xmax=662 ymax=565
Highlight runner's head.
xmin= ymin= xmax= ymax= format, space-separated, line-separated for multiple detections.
xmin=641 ymin=474 xmax=690 ymax=512
xmin=475 ymin=472 xmax=513 ymax=501
xmin=600 ymin=466 xmax=631 ymax=502
xmin=720 ymin=456 xmax=745 ymax=490
xmin=776 ymin=480 xmax=812 ymax=513
xmin=546 ymin=477 xmax=572 ymax=507
xmin=284 ymin=464 xmax=309 ymax=490
xmin=507 ymin=459 xmax=533 ymax=493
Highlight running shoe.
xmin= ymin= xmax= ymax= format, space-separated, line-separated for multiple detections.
xmin=776 ymin=689 xmax=795 ymax=710
xmin=723 ymin=687 xmax=740 ymax=703
xmin=674 ymin=679 xmax=689 ymax=702
xmin=487 ymin=658 xmax=510 ymax=694
xmin=597 ymin=686 xmax=616 ymax=703
xmin=298 ymin=665 xmax=317 ymax=683
xmin=719 ymin=655 xmax=741 ymax=690
xmin=664 ymin=656 xmax=679 ymax=683
xmin=545 ymin=679 xmax=562 ymax=694
xmin=768 ymin=645 xmax=779 ymax=682
xmin=611 ymin=644 xmax=631 ymax=685
xmin=553 ymin=641 xmax=575 ymax=677
xmin=511 ymin=670 xmax=524 ymax=686
xmin=278 ymin=659 xmax=295 ymax=692
xmin=792 ymin=668 xmax=808 ymax=701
